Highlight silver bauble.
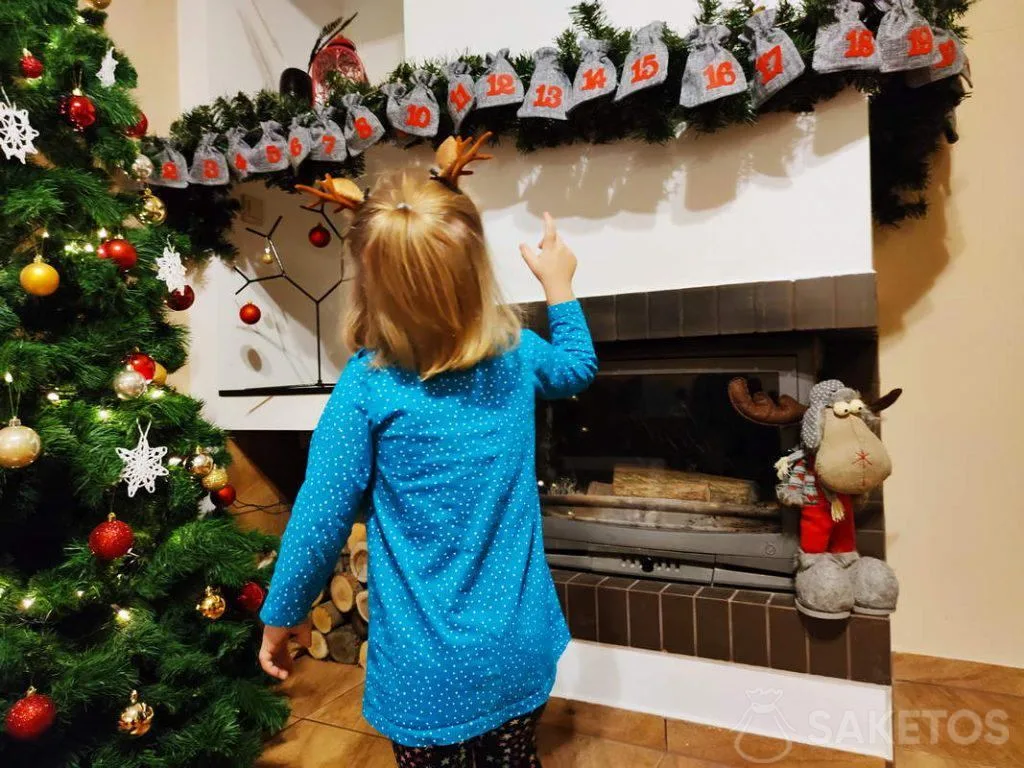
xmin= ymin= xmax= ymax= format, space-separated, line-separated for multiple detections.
xmin=0 ymin=418 xmax=42 ymax=469
xmin=131 ymin=155 xmax=155 ymax=182
xmin=114 ymin=368 xmax=148 ymax=400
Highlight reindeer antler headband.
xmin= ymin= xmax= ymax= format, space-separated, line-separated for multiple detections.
xmin=295 ymin=131 xmax=494 ymax=212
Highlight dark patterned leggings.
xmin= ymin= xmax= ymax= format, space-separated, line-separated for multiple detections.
xmin=391 ymin=705 xmax=544 ymax=768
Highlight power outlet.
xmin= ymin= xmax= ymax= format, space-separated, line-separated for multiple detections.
xmin=240 ymin=194 xmax=265 ymax=225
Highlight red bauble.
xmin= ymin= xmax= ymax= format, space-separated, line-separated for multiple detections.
xmin=126 ymin=352 xmax=156 ymax=381
xmin=308 ymin=224 xmax=332 ymax=249
xmin=98 ymin=238 xmax=137 ymax=270
xmin=239 ymin=303 xmax=261 ymax=325
xmin=5 ymin=690 xmax=56 ymax=741
xmin=61 ymin=91 xmax=97 ymax=131
xmin=166 ymin=285 xmax=195 ymax=311
xmin=126 ymin=112 xmax=148 ymax=139
xmin=89 ymin=516 xmax=134 ymax=561
xmin=210 ymin=485 xmax=236 ymax=508
xmin=236 ymin=581 xmax=266 ymax=614
xmin=20 ymin=51 xmax=44 ymax=79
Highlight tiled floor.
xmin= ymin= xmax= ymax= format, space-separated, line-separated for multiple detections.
xmin=258 ymin=654 xmax=1024 ymax=767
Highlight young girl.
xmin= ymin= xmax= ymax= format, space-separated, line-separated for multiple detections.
xmin=258 ymin=139 xmax=597 ymax=767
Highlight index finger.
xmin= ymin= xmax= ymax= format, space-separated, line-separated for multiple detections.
xmin=541 ymin=212 xmax=557 ymax=249
xmin=260 ymin=649 xmax=289 ymax=681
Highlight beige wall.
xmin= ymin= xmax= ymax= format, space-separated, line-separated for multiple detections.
xmin=878 ymin=0 xmax=1024 ymax=667
xmin=104 ymin=2 xmax=179 ymax=134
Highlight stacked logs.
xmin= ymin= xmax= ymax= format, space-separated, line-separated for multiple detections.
xmin=304 ymin=523 xmax=370 ymax=667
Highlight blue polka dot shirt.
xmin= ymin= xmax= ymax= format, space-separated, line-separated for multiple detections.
xmin=261 ymin=300 xmax=597 ymax=747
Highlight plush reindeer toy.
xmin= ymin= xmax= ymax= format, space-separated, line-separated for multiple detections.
xmin=729 ymin=378 xmax=902 ymax=620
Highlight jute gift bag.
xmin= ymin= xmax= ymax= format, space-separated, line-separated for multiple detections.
xmin=906 ymin=28 xmax=967 ymax=86
xmin=615 ymin=21 xmax=669 ymax=101
xmin=384 ymin=70 xmax=440 ymax=138
xmin=446 ymin=61 xmax=476 ymax=133
xmin=680 ymin=25 xmax=748 ymax=108
xmin=813 ymin=0 xmax=881 ymax=73
xmin=287 ymin=117 xmax=312 ymax=169
xmin=743 ymin=9 xmax=806 ymax=108
xmin=341 ymin=93 xmax=385 ymax=156
xmin=571 ymin=38 xmax=618 ymax=110
xmin=309 ymin=107 xmax=347 ymax=162
xmin=226 ymin=127 xmax=253 ymax=179
xmin=518 ymin=47 xmax=572 ymax=120
xmin=249 ymin=121 xmax=290 ymax=173
xmin=475 ymin=49 xmax=525 ymax=109
xmin=188 ymin=133 xmax=229 ymax=185
xmin=148 ymin=144 xmax=189 ymax=189
xmin=875 ymin=0 xmax=942 ymax=73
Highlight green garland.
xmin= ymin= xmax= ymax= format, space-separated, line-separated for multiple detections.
xmin=159 ymin=0 xmax=972 ymax=255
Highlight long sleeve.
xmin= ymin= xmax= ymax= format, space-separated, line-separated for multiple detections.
xmin=527 ymin=300 xmax=598 ymax=399
xmin=260 ymin=353 xmax=374 ymax=627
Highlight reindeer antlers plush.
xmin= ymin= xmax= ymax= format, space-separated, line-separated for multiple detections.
xmin=728 ymin=378 xmax=808 ymax=426
xmin=433 ymin=131 xmax=495 ymax=189
xmin=295 ymin=175 xmax=366 ymax=213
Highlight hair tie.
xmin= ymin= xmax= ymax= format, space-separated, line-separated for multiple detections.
xmin=395 ymin=202 xmax=411 ymax=211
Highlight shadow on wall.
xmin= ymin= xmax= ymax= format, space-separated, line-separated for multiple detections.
xmin=875 ymin=143 xmax=953 ymax=339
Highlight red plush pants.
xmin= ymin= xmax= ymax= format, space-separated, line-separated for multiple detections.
xmin=800 ymin=494 xmax=856 ymax=554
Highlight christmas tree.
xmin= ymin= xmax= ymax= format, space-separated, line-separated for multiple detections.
xmin=0 ymin=2 xmax=287 ymax=765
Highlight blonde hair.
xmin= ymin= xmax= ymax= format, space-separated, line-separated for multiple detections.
xmin=343 ymin=173 xmax=520 ymax=379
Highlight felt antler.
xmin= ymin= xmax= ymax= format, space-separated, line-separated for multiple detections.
xmin=295 ymin=175 xmax=365 ymax=213
xmin=434 ymin=132 xmax=494 ymax=189
xmin=728 ymin=377 xmax=808 ymax=426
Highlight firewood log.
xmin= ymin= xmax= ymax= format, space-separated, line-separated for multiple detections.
xmin=350 ymin=609 xmax=368 ymax=640
xmin=311 ymin=602 xmax=345 ymax=634
xmin=355 ymin=588 xmax=370 ymax=623
xmin=311 ymin=589 xmax=325 ymax=608
xmin=329 ymin=572 xmax=359 ymax=613
xmin=325 ymin=625 xmax=362 ymax=664
xmin=308 ymin=630 xmax=329 ymax=660
xmin=349 ymin=541 xmax=369 ymax=584
xmin=347 ymin=522 xmax=367 ymax=551
xmin=358 ymin=641 xmax=368 ymax=669
xmin=287 ymin=640 xmax=307 ymax=660
xmin=612 ymin=465 xmax=758 ymax=504
xmin=334 ymin=548 xmax=350 ymax=574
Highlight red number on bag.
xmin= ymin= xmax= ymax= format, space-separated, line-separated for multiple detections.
xmin=449 ymin=83 xmax=472 ymax=110
xmin=405 ymin=105 xmax=432 ymax=128
xmin=290 ymin=138 xmax=304 ymax=157
xmin=936 ymin=38 xmax=957 ymax=68
xmin=486 ymin=73 xmax=516 ymax=96
xmin=161 ymin=162 xmax=178 ymax=181
xmin=234 ymin=153 xmax=248 ymax=171
xmin=532 ymin=84 xmax=563 ymax=108
xmin=703 ymin=61 xmax=737 ymax=90
xmin=630 ymin=54 xmax=660 ymax=84
xmin=756 ymin=45 xmax=784 ymax=84
xmin=265 ymin=145 xmax=282 ymax=164
xmin=322 ymin=135 xmax=336 ymax=155
xmin=354 ymin=116 xmax=373 ymax=139
xmin=907 ymin=26 xmax=934 ymax=57
xmin=203 ymin=159 xmax=220 ymax=179
xmin=844 ymin=29 xmax=876 ymax=58
xmin=581 ymin=67 xmax=608 ymax=91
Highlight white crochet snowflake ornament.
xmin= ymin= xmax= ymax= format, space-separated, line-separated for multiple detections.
xmin=0 ymin=93 xmax=39 ymax=164
xmin=97 ymin=47 xmax=118 ymax=88
xmin=116 ymin=421 xmax=169 ymax=497
xmin=155 ymin=241 xmax=188 ymax=294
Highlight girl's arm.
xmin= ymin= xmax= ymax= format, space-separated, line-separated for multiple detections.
xmin=260 ymin=354 xmax=373 ymax=631
xmin=520 ymin=213 xmax=598 ymax=399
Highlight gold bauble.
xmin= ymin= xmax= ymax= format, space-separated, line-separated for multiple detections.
xmin=138 ymin=189 xmax=166 ymax=226
xmin=118 ymin=690 xmax=154 ymax=737
xmin=20 ymin=257 xmax=60 ymax=297
xmin=0 ymin=418 xmax=42 ymax=469
xmin=130 ymin=155 xmax=154 ymax=182
xmin=190 ymin=452 xmax=214 ymax=477
xmin=151 ymin=362 xmax=167 ymax=387
xmin=201 ymin=467 xmax=229 ymax=491
xmin=196 ymin=586 xmax=226 ymax=620
xmin=90 ymin=0 xmax=113 ymax=9
xmin=260 ymin=251 xmax=274 ymax=265
xmin=113 ymin=368 xmax=147 ymax=400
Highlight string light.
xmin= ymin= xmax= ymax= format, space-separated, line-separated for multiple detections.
xmin=46 ymin=391 xmax=60 ymax=403
xmin=168 ymin=456 xmax=183 ymax=467
xmin=0 ymin=586 xmax=6 ymax=598
xmin=97 ymin=408 xmax=112 ymax=420
xmin=20 ymin=595 xmax=36 ymax=611
xmin=41 ymin=230 xmax=50 ymax=239
xmin=148 ymin=388 xmax=165 ymax=400
xmin=97 ymin=228 xmax=108 ymax=239
xmin=115 ymin=607 xmax=132 ymax=624
xmin=75 ymin=589 xmax=85 ymax=598
xmin=3 ymin=372 xmax=12 ymax=384
xmin=84 ymin=244 xmax=95 ymax=253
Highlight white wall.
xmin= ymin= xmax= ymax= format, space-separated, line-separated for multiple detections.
xmin=178 ymin=0 xmax=872 ymax=430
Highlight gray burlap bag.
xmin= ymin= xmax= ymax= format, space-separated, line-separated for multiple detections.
xmin=875 ymin=0 xmax=941 ymax=73
xmin=249 ymin=121 xmax=290 ymax=172
xmin=446 ymin=61 xmax=476 ymax=133
xmin=188 ymin=133 xmax=229 ymax=186
xmin=680 ymin=25 xmax=748 ymax=108
xmin=287 ymin=117 xmax=312 ymax=169
xmin=475 ymin=49 xmax=525 ymax=109
xmin=571 ymin=38 xmax=618 ymax=111
xmin=309 ymin=107 xmax=347 ymax=162
xmin=383 ymin=70 xmax=439 ymax=138
xmin=813 ymin=1 xmax=880 ymax=73
xmin=518 ymin=47 xmax=571 ymax=120
xmin=226 ymin=127 xmax=253 ymax=179
xmin=341 ymin=93 xmax=385 ymax=156
xmin=906 ymin=28 xmax=967 ymax=87
xmin=742 ymin=10 xmax=806 ymax=108
xmin=614 ymin=21 xmax=669 ymax=102
xmin=148 ymin=144 xmax=189 ymax=188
